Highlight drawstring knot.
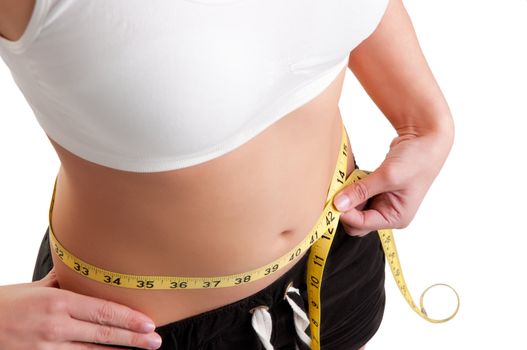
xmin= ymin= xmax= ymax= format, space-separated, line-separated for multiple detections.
xmin=250 ymin=283 xmax=311 ymax=349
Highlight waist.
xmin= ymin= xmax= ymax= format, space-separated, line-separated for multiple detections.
xmin=49 ymin=115 xmax=353 ymax=325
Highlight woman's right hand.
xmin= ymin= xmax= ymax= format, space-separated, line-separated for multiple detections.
xmin=0 ymin=268 xmax=162 ymax=350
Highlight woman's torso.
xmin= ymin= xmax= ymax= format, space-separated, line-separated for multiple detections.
xmin=0 ymin=0 xmax=363 ymax=327
xmin=48 ymin=67 xmax=354 ymax=326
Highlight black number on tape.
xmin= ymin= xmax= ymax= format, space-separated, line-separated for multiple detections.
xmin=73 ymin=262 xmax=89 ymax=276
xmin=103 ymin=275 xmax=121 ymax=285
xmin=310 ymin=275 xmax=320 ymax=289
xmin=202 ymin=280 xmax=221 ymax=288
xmin=264 ymin=264 xmax=279 ymax=275
xmin=313 ymin=255 xmax=324 ymax=267
xmin=325 ymin=211 xmax=335 ymax=226
xmin=170 ymin=281 xmax=188 ymax=289
xmin=54 ymin=244 xmax=64 ymax=259
xmin=310 ymin=231 xmax=319 ymax=244
xmin=337 ymin=170 xmax=345 ymax=184
xmin=137 ymin=280 xmax=154 ymax=289
xmin=289 ymin=248 xmax=302 ymax=261
xmin=234 ymin=275 xmax=251 ymax=285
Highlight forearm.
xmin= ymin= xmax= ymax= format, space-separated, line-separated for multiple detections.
xmin=348 ymin=0 xmax=454 ymax=148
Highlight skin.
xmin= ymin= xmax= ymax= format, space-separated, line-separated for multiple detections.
xmin=0 ymin=0 xmax=453 ymax=349
xmin=337 ymin=0 xmax=454 ymax=234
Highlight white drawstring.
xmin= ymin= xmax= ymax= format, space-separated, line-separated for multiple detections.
xmin=284 ymin=286 xmax=311 ymax=347
xmin=250 ymin=284 xmax=311 ymax=349
xmin=251 ymin=305 xmax=274 ymax=350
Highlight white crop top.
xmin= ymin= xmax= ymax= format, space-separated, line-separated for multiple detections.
xmin=0 ymin=0 xmax=388 ymax=172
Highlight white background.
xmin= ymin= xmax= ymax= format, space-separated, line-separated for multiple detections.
xmin=1 ymin=0 xmax=526 ymax=349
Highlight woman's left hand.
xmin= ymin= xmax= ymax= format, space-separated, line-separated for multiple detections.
xmin=333 ymin=129 xmax=453 ymax=236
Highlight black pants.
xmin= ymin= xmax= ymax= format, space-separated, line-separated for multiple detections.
xmin=33 ymin=220 xmax=386 ymax=350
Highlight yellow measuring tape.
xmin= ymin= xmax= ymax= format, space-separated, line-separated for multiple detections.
xmin=48 ymin=124 xmax=459 ymax=349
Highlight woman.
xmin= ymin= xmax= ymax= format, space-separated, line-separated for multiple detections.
xmin=0 ymin=0 xmax=454 ymax=349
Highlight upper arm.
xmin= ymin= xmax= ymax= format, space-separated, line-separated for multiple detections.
xmin=348 ymin=0 xmax=452 ymax=130
xmin=0 ymin=0 xmax=36 ymax=41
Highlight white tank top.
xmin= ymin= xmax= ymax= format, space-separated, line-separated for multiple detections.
xmin=0 ymin=0 xmax=388 ymax=172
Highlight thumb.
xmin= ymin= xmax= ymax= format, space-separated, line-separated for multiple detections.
xmin=33 ymin=267 xmax=59 ymax=288
xmin=333 ymin=170 xmax=387 ymax=212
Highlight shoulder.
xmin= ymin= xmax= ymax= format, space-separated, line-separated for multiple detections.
xmin=0 ymin=0 xmax=35 ymax=41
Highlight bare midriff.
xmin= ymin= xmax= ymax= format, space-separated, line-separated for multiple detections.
xmin=48 ymin=64 xmax=355 ymax=327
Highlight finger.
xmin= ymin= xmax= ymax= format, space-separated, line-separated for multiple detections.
xmin=63 ymin=291 xmax=156 ymax=334
xmin=333 ymin=170 xmax=389 ymax=212
xmin=34 ymin=267 xmax=59 ymax=288
xmin=65 ymin=342 xmax=121 ymax=350
xmin=63 ymin=318 xmax=162 ymax=350
xmin=339 ymin=207 xmax=391 ymax=236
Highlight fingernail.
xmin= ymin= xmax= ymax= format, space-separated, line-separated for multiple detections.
xmin=334 ymin=194 xmax=350 ymax=212
xmin=140 ymin=321 xmax=156 ymax=333
xmin=148 ymin=333 xmax=162 ymax=349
